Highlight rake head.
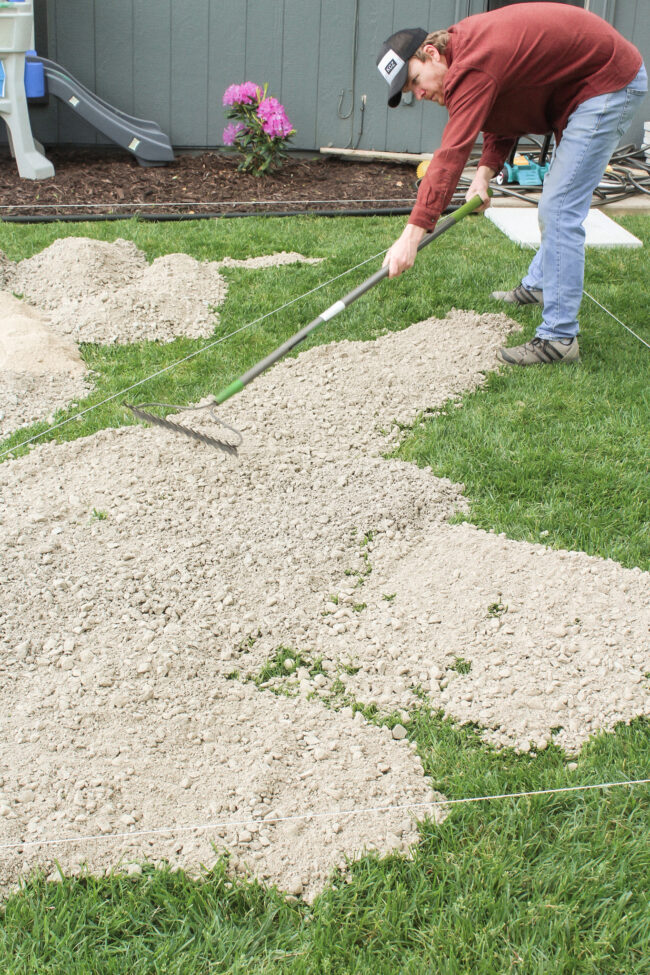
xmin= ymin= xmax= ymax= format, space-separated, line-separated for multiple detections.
xmin=124 ymin=400 xmax=242 ymax=456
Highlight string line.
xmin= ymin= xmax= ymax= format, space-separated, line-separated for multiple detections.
xmin=2 ymin=250 xmax=645 ymax=463
xmin=0 ymin=247 xmax=388 ymax=460
xmin=583 ymin=289 xmax=650 ymax=349
xmin=2 ymin=778 xmax=647 ymax=854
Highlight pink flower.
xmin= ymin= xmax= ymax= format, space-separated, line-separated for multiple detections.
xmin=221 ymin=82 xmax=294 ymax=171
xmin=222 ymin=82 xmax=262 ymax=107
xmin=257 ymin=97 xmax=293 ymax=139
xmin=222 ymin=122 xmax=247 ymax=146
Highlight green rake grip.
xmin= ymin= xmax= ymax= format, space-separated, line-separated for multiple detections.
xmin=214 ymin=192 xmax=490 ymax=406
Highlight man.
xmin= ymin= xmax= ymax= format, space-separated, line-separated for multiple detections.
xmin=376 ymin=4 xmax=646 ymax=365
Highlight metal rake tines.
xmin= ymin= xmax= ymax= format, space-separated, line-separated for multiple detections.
xmin=124 ymin=402 xmax=242 ymax=456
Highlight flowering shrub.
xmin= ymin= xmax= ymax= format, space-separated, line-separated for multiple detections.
xmin=222 ymin=82 xmax=295 ymax=176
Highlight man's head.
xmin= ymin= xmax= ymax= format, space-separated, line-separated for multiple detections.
xmin=377 ymin=29 xmax=450 ymax=107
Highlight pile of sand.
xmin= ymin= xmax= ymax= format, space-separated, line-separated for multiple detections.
xmin=0 ymin=291 xmax=91 ymax=439
xmin=0 ymin=241 xmax=321 ymax=438
xmin=1 ymin=298 xmax=648 ymax=900
xmin=5 ymin=239 xmax=321 ymax=345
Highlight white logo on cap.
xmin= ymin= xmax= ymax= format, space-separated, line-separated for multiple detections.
xmin=378 ymin=49 xmax=405 ymax=84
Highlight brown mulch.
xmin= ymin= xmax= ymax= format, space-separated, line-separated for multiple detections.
xmin=0 ymin=149 xmax=421 ymax=220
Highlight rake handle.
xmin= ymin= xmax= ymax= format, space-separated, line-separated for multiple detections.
xmin=214 ymin=193 xmax=488 ymax=405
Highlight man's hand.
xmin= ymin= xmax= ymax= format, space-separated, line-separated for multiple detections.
xmin=465 ymin=165 xmax=495 ymax=212
xmin=382 ymin=223 xmax=427 ymax=278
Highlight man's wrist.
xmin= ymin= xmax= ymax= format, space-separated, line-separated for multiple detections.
xmin=476 ymin=165 xmax=496 ymax=183
xmin=402 ymin=223 xmax=427 ymax=243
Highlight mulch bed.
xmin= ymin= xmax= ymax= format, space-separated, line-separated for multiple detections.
xmin=0 ymin=148 xmax=421 ymax=220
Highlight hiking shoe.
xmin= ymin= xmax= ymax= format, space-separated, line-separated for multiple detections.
xmin=497 ymin=337 xmax=580 ymax=366
xmin=491 ymin=282 xmax=543 ymax=307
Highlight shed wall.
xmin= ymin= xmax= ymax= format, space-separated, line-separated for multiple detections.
xmin=20 ymin=1 xmax=650 ymax=152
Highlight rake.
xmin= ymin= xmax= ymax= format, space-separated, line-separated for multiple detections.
xmin=125 ymin=193 xmax=488 ymax=454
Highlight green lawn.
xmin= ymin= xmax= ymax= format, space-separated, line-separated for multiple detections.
xmin=1 ymin=211 xmax=648 ymax=973
xmin=2 ymin=718 xmax=648 ymax=974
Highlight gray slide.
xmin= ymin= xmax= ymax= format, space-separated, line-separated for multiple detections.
xmin=27 ymin=54 xmax=174 ymax=165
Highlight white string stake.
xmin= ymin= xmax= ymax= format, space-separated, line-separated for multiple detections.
xmin=1 ymin=778 xmax=647 ymax=854
xmin=583 ymin=289 xmax=650 ymax=350
xmin=0 ymin=246 xmax=389 ymax=461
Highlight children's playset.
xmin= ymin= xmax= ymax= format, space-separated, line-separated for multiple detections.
xmin=0 ymin=0 xmax=173 ymax=179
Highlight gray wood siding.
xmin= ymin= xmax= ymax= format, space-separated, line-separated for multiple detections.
xmin=96 ymin=0 xmax=135 ymax=118
xmin=282 ymin=0 xmax=321 ymax=150
xmin=600 ymin=0 xmax=650 ymax=147
xmin=52 ymin=0 xmax=97 ymax=144
xmin=134 ymin=0 xmax=171 ymax=132
xmin=171 ymin=0 xmax=210 ymax=147
xmin=16 ymin=1 xmax=650 ymax=152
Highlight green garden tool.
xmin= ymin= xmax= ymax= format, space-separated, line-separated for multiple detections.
xmin=125 ymin=193 xmax=489 ymax=455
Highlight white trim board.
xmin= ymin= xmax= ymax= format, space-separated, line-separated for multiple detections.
xmin=485 ymin=207 xmax=642 ymax=248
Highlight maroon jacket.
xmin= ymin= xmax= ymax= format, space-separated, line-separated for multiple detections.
xmin=410 ymin=3 xmax=642 ymax=230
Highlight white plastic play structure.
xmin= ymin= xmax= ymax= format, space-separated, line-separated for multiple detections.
xmin=0 ymin=0 xmax=173 ymax=180
xmin=0 ymin=0 xmax=53 ymax=178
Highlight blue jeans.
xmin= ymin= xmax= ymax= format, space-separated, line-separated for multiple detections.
xmin=522 ymin=63 xmax=648 ymax=339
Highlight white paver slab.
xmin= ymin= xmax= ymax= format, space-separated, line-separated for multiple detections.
xmin=486 ymin=206 xmax=642 ymax=248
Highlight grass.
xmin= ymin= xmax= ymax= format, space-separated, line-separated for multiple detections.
xmin=395 ymin=215 xmax=650 ymax=571
xmin=1 ymin=716 xmax=648 ymax=974
xmin=250 ymin=646 xmax=326 ymax=696
xmin=1 ymin=214 xmax=647 ymax=571
xmin=1 ymin=211 xmax=649 ymax=971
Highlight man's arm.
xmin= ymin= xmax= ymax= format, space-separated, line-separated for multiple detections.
xmin=479 ymin=133 xmax=517 ymax=176
xmin=384 ymin=70 xmax=498 ymax=277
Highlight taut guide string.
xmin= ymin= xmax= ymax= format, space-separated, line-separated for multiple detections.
xmin=583 ymin=290 xmax=650 ymax=349
xmin=1 ymin=778 xmax=648 ymax=854
xmin=1 ymin=221 xmax=647 ymax=463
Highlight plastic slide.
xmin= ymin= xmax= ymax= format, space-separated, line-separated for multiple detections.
xmin=27 ymin=54 xmax=174 ymax=165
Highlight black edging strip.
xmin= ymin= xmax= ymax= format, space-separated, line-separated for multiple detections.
xmin=0 ymin=206 xmax=422 ymax=225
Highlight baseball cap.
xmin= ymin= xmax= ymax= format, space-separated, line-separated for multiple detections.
xmin=376 ymin=28 xmax=428 ymax=107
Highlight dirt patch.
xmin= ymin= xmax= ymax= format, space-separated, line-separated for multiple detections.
xmin=0 ymin=291 xmax=85 ymax=374
xmin=1 ymin=300 xmax=648 ymax=900
xmin=4 ymin=239 xmax=321 ymax=345
xmin=8 ymin=237 xmax=227 ymax=345
xmin=0 ymin=675 xmax=441 ymax=901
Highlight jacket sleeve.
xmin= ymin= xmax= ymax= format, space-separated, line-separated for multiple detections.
xmin=409 ymin=69 xmax=499 ymax=231
xmin=479 ymin=133 xmax=517 ymax=174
